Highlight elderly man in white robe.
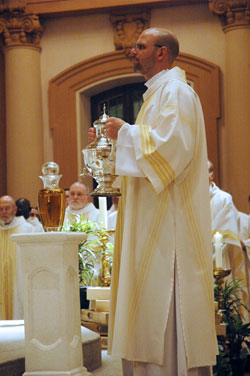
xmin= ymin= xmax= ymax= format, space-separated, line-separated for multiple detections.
xmin=89 ymin=28 xmax=218 ymax=375
xmin=0 ymin=195 xmax=34 ymax=320
xmin=63 ymin=182 xmax=99 ymax=225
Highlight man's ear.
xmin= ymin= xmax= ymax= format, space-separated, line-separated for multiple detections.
xmin=157 ymin=46 xmax=167 ymax=61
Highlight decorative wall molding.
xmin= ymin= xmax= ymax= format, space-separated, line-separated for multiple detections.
xmin=0 ymin=9 xmax=42 ymax=48
xmin=110 ymin=9 xmax=151 ymax=55
xmin=24 ymin=0 xmax=208 ymax=18
xmin=0 ymin=0 xmax=27 ymax=13
xmin=209 ymin=0 xmax=250 ymax=30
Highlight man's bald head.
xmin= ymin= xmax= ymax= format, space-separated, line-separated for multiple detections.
xmin=142 ymin=28 xmax=179 ymax=65
xmin=208 ymin=160 xmax=215 ymax=185
xmin=68 ymin=182 xmax=90 ymax=210
xmin=0 ymin=195 xmax=17 ymax=225
xmin=131 ymin=27 xmax=179 ymax=80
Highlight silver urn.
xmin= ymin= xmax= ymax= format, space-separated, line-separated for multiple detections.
xmin=81 ymin=105 xmax=121 ymax=197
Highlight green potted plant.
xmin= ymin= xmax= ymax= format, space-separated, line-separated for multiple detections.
xmin=213 ymin=279 xmax=250 ymax=376
xmin=63 ymin=215 xmax=114 ymax=286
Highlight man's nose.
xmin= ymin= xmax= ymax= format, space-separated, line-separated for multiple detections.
xmin=130 ymin=47 xmax=137 ymax=56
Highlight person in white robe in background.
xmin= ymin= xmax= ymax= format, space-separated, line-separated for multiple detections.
xmin=208 ymin=161 xmax=248 ymax=320
xmin=0 ymin=195 xmax=34 ymax=320
xmin=27 ymin=206 xmax=44 ymax=232
xmin=237 ymin=209 xmax=250 ymax=313
xmin=63 ymin=182 xmax=99 ymax=225
xmin=89 ymin=28 xmax=217 ymax=376
xmin=16 ymin=198 xmax=43 ymax=232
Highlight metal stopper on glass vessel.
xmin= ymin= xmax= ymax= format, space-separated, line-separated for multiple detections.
xmin=38 ymin=162 xmax=66 ymax=232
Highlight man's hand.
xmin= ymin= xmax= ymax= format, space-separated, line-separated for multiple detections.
xmin=88 ymin=127 xmax=96 ymax=143
xmin=106 ymin=117 xmax=125 ymax=140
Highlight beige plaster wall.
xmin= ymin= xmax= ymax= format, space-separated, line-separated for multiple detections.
xmin=40 ymin=3 xmax=226 ymax=183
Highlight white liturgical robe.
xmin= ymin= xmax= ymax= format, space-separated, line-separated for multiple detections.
xmin=0 ymin=216 xmax=34 ymax=320
xmin=109 ymin=67 xmax=217 ymax=372
xmin=209 ymin=183 xmax=248 ymax=312
xmin=64 ymin=203 xmax=99 ymax=225
xmin=237 ymin=211 xmax=250 ymax=312
xmin=26 ymin=216 xmax=44 ymax=232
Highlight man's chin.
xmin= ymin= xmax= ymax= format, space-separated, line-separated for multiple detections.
xmin=70 ymin=204 xmax=82 ymax=211
xmin=0 ymin=217 xmax=13 ymax=225
xmin=133 ymin=62 xmax=142 ymax=74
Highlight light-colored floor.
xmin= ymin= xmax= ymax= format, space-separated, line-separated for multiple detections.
xmin=92 ymin=350 xmax=123 ymax=375
xmin=91 ymin=351 xmax=250 ymax=376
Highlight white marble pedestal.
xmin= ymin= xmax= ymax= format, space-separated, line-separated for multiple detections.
xmin=11 ymin=232 xmax=91 ymax=376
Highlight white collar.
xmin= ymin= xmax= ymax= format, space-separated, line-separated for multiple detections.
xmin=209 ymin=182 xmax=220 ymax=198
xmin=0 ymin=216 xmax=26 ymax=230
xmin=66 ymin=202 xmax=96 ymax=215
xmin=145 ymin=70 xmax=168 ymax=89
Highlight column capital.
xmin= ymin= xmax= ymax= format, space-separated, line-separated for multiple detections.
xmin=110 ymin=9 xmax=151 ymax=56
xmin=209 ymin=0 xmax=250 ymax=31
xmin=0 ymin=0 xmax=27 ymax=13
xmin=0 ymin=9 xmax=43 ymax=49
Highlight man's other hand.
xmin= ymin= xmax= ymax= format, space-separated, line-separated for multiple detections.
xmin=106 ymin=117 xmax=125 ymax=140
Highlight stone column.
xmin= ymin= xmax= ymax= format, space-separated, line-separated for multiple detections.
xmin=11 ymin=232 xmax=91 ymax=376
xmin=0 ymin=6 xmax=44 ymax=205
xmin=209 ymin=0 xmax=250 ymax=212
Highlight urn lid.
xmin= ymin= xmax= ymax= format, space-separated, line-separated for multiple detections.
xmin=93 ymin=104 xmax=109 ymax=126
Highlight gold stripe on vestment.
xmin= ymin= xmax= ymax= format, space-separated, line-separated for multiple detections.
xmin=181 ymin=177 xmax=214 ymax=311
xmin=108 ymin=176 xmax=128 ymax=352
xmin=127 ymin=188 xmax=170 ymax=340
xmin=135 ymin=92 xmax=154 ymax=124
xmin=0 ymin=227 xmax=18 ymax=319
xmin=140 ymin=125 xmax=175 ymax=188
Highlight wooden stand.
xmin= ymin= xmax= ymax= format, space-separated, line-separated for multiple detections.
xmin=81 ymin=287 xmax=110 ymax=349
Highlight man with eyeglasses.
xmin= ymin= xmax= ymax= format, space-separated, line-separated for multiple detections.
xmin=63 ymin=182 xmax=99 ymax=225
xmin=89 ymin=28 xmax=217 ymax=375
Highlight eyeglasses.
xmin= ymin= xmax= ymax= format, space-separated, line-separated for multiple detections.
xmin=69 ymin=192 xmax=89 ymax=197
xmin=132 ymin=43 xmax=164 ymax=51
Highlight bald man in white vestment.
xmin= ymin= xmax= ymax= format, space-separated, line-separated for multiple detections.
xmin=208 ymin=161 xmax=248 ymax=317
xmin=0 ymin=195 xmax=34 ymax=320
xmin=89 ymin=28 xmax=218 ymax=375
xmin=63 ymin=182 xmax=99 ymax=225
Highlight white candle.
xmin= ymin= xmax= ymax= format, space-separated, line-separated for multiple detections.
xmin=98 ymin=197 xmax=108 ymax=230
xmin=213 ymin=231 xmax=223 ymax=269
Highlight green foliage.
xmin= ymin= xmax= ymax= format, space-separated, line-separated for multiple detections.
xmin=213 ymin=344 xmax=232 ymax=376
xmin=213 ymin=279 xmax=250 ymax=376
xmin=63 ymin=215 xmax=114 ymax=286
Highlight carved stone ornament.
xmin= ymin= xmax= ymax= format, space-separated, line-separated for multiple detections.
xmin=209 ymin=0 xmax=250 ymax=29
xmin=110 ymin=10 xmax=151 ymax=55
xmin=0 ymin=7 xmax=43 ymax=48
xmin=0 ymin=0 xmax=27 ymax=13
